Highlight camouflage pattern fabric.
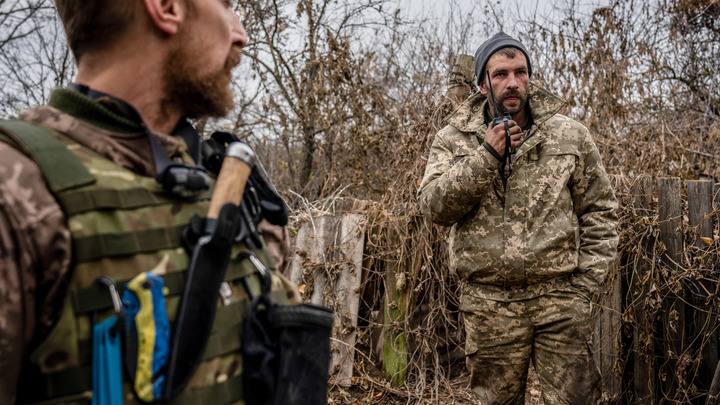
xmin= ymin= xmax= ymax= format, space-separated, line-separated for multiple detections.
xmin=0 ymin=140 xmax=72 ymax=404
xmin=418 ymin=82 xmax=618 ymax=299
xmin=418 ymin=82 xmax=618 ymax=403
xmin=461 ymin=283 xmax=601 ymax=404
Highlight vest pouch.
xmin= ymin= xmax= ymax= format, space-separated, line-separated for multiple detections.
xmin=270 ymin=303 xmax=334 ymax=405
xmin=243 ymin=298 xmax=333 ymax=405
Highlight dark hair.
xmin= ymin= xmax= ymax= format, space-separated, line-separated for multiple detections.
xmin=54 ymin=0 xmax=137 ymax=61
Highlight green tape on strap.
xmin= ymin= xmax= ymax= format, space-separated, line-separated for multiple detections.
xmin=0 ymin=120 xmax=95 ymax=193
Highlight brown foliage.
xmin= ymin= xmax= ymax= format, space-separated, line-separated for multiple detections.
xmin=1 ymin=0 xmax=720 ymax=402
xmin=278 ymin=0 xmax=720 ymax=402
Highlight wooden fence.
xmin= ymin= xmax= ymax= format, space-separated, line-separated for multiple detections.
xmin=289 ymin=177 xmax=720 ymax=404
xmin=597 ymin=175 xmax=720 ymax=404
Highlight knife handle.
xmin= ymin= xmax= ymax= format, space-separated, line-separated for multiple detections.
xmin=207 ymin=142 xmax=256 ymax=219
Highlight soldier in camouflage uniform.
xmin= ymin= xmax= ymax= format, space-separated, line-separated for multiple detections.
xmin=0 ymin=1 xmax=299 ymax=403
xmin=418 ymin=32 xmax=618 ymax=404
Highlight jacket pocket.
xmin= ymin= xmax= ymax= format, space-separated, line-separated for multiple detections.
xmin=451 ymin=153 xmax=468 ymax=165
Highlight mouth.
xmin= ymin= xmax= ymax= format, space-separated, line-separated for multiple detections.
xmin=503 ymin=91 xmax=520 ymax=99
xmin=225 ymin=47 xmax=242 ymax=71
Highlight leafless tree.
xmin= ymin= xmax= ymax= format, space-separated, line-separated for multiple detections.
xmin=0 ymin=0 xmax=73 ymax=118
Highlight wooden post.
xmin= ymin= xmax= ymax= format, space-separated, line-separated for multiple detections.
xmin=289 ymin=214 xmax=366 ymax=387
xmin=657 ymin=177 xmax=686 ymax=398
xmin=631 ymin=175 xmax=656 ymax=404
xmin=687 ymin=180 xmax=718 ymax=393
xmin=595 ymin=264 xmax=623 ymax=397
xmin=594 ymin=175 xmax=623 ymax=398
xmin=446 ymin=54 xmax=475 ymax=105
xmin=382 ymin=218 xmax=409 ymax=387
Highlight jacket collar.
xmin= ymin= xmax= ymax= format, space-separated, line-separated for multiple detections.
xmin=444 ymin=82 xmax=566 ymax=133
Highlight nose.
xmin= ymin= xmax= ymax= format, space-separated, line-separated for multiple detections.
xmin=507 ymin=73 xmax=518 ymax=90
xmin=231 ymin=13 xmax=248 ymax=48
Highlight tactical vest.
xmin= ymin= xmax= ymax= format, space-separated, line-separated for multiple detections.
xmin=0 ymin=120 xmax=289 ymax=405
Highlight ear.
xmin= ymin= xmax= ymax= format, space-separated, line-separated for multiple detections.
xmin=479 ymin=81 xmax=488 ymax=96
xmin=142 ymin=0 xmax=186 ymax=35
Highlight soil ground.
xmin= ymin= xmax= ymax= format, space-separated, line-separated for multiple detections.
xmin=328 ymin=362 xmax=544 ymax=404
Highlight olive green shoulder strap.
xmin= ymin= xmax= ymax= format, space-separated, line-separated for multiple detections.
xmin=0 ymin=120 xmax=95 ymax=193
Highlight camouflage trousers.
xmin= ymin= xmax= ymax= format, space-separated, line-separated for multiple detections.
xmin=460 ymin=283 xmax=600 ymax=405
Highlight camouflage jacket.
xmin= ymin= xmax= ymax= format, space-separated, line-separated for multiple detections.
xmin=418 ymin=83 xmax=618 ymax=300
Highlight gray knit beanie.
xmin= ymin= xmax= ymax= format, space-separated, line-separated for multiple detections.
xmin=473 ymin=31 xmax=532 ymax=86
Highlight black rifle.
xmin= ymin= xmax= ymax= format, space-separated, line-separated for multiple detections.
xmin=485 ymin=70 xmax=512 ymax=180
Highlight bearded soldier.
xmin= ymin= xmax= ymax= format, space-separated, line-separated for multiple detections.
xmin=0 ymin=1 xmax=305 ymax=403
xmin=418 ymin=32 xmax=619 ymax=404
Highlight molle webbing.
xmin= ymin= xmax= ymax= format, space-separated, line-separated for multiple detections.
xmin=73 ymin=224 xmax=186 ymax=263
xmin=71 ymin=256 xmax=261 ymax=315
xmin=57 ymin=186 xmax=213 ymax=216
xmin=59 ymin=188 xmax=180 ymax=216
xmin=0 ymin=120 xmax=95 ymax=192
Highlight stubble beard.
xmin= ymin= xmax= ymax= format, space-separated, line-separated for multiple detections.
xmin=161 ymin=33 xmax=240 ymax=120
xmin=498 ymin=88 xmax=528 ymax=115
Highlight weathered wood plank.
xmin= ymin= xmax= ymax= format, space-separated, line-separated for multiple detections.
xmin=595 ymin=267 xmax=622 ymax=397
xmin=594 ymin=173 xmax=623 ymax=398
xmin=631 ymin=175 xmax=656 ymax=405
xmin=687 ymin=180 xmax=714 ymax=248
xmin=688 ymin=180 xmax=718 ymax=393
xmin=657 ymin=177 xmax=685 ymax=399
xmin=382 ymin=220 xmax=409 ymax=387
xmin=289 ymin=214 xmax=366 ymax=387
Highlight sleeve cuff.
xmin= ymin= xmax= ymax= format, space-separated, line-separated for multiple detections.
xmin=482 ymin=141 xmax=503 ymax=162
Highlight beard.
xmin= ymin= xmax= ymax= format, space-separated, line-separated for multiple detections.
xmin=498 ymin=87 xmax=528 ymax=115
xmin=161 ymin=35 xmax=240 ymax=119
